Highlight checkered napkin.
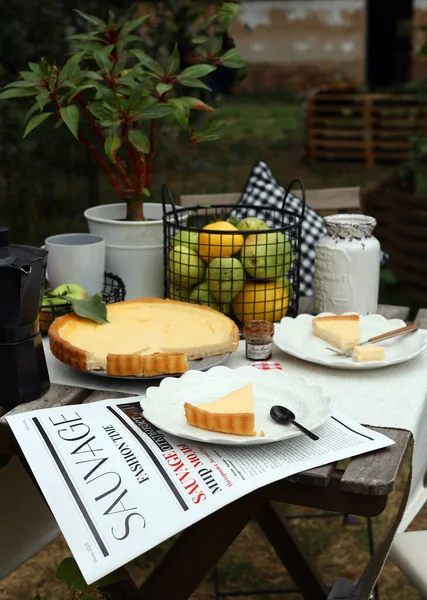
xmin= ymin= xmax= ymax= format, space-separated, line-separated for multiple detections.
xmin=230 ymin=161 xmax=389 ymax=297
xmin=250 ymin=361 xmax=283 ymax=371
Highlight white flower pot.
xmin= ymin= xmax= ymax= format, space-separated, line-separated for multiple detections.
xmin=84 ymin=202 xmax=165 ymax=300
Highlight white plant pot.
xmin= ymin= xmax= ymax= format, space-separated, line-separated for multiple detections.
xmin=84 ymin=202 xmax=166 ymax=300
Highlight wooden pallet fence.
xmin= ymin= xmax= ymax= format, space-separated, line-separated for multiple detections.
xmin=307 ymin=92 xmax=427 ymax=165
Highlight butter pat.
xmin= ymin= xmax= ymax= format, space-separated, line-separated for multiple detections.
xmin=352 ymin=345 xmax=385 ymax=363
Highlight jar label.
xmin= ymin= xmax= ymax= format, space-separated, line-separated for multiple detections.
xmin=246 ymin=343 xmax=273 ymax=360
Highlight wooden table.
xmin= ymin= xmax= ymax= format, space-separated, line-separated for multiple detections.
xmin=1 ymin=302 xmax=426 ymax=600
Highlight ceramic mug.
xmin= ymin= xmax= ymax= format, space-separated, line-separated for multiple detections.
xmin=44 ymin=233 xmax=106 ymax=296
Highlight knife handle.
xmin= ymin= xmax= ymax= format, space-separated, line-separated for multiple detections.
xmin=367 ymin=323 xmax=419 ymax=344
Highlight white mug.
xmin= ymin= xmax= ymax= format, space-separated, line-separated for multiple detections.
xmin=44 ymin=233 xmax=106 ymax=296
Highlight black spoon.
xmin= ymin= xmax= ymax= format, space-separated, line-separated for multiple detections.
xmin=270 ymin=405 xmax=320 ymax=441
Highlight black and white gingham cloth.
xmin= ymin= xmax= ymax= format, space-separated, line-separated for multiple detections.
xmin=232 ymin=161 xmax=389 ymax=297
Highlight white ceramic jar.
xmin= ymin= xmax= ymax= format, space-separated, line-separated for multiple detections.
xmin=314 ymin=214 xmax=381 ymax=315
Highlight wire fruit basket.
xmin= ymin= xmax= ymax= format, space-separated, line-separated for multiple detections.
xmin=39 ymin=272 xmax=126 ymax=334
xmin=162 ymin=181 xmax=305 ymax=328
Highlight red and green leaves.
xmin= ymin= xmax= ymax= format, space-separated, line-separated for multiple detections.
xmin=0 ymin=2 xmax=245 ymax=212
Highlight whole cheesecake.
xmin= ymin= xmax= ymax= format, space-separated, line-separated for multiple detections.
xmin=49 ymin=298 xmax=240 ymax=377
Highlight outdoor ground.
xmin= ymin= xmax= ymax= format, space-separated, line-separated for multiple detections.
xmin=0 ymin=95 xmax=424 ymax=600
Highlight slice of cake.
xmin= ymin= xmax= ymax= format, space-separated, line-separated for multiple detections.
xmin=184 ymin=383 xmax=256 ymax=436
xmin=353 ymin=345 xmax=385 ymax=363
xmin=313 ymin=315 xmax=360 ymax=352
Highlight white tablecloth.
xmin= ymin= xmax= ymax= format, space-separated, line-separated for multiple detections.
xmin=42 ymin=336 xmax=427 ymax=533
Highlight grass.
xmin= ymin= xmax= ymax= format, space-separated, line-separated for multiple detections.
xmin=1 ymin=94 xmax=424 ymax=599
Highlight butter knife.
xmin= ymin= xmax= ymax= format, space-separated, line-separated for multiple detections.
xmin=326 ymin=322 xmax=419 ymax=357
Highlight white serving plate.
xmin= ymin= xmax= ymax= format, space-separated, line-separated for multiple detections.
xmin=274 ymin=312 xmax=427 ymax=370
xmin=140 ymin=366 xmax=333 ymax=446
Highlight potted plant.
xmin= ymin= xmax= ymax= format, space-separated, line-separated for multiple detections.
xmin=0 ymin=3 xmax=244 ymax=298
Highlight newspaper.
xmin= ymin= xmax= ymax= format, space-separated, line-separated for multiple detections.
xmin=7 ymin=398 xmax=394 ymax=585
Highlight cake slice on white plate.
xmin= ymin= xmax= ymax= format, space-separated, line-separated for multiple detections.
xmin=312 ymin=315 xmax=360 ymax=352
xmin=184 ymin=383 xmax=256 ymax=436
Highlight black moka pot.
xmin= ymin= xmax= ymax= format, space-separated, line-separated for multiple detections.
xmin=0 ymin=227 xmax=50 ymax=404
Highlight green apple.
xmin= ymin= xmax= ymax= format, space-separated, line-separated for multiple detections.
xmin=275 ymin=275 xmax=294 ymax=299
xmin=189 ymin=281 xmax=220 ymax=311
xmin=219 ymin=302 xmax=232 ymax=315
xmin=168 ymin=245 xmax=205 ymax=288
xmin=206 ymin=257 xmax=245 ymax=304
xmin=169 ymin=283 xmax=191 ymax=302
xmin=172 ymin=230 xmax=199 ymax=254
xmin=241 ymin=231 xmax=294 ymax=280
xmin=237 ymin=217 xmax=270 ymax=232
xmin=52 ymin=283 xmax=88 ymax=299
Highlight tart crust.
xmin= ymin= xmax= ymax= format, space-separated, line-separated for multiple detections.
xmin=48 ymin=298 xmax=239 ymax=377
xmin=184 ymin=403 xmax=255 ymax=436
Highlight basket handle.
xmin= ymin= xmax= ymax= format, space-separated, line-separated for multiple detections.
xmin=281 ymin=178 xmax=306 ymax=224
xmin=161 ymin=184 xmax=180 ymax=225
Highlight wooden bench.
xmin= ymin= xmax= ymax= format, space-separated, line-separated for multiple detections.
xmin=180 ymin=186 xmax=361 ymax=215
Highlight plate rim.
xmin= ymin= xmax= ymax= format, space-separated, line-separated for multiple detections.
xmin=274 ymin=312 xmax=427 ymax=370
xmin=140 ymin=366 xmax=333 ymax=445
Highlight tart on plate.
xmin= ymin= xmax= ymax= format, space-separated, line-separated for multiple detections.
xmin=184 ymin=383 xmax=256 ymax=436
xmin=48 ymin=298 xmax=239 ymax=377
xmin=312 ymin=314 xmax=360 ymax=352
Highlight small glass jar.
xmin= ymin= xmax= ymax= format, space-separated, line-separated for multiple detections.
xmin=243 ymin=320 xmax=274 ymax=361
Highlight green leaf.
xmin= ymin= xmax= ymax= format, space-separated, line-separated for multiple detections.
xmin=112 ymin=53 xmax=128 ymax=76
xmin=29 ymin=62 xmax=40 ymax=73
xmin=72 ymin=41 xmax=104 ymax=52
xmin=88 ymin=103 xmax=112 ymax=120
xmin=82 ymin=70 xmax=104 ymax=81
xmin=94 ymin=85 xmax=118 ymax=109
xmin=94 ymin=46 xmax=114 ymax=72
xmin=128 ymin=129 xmax=150 ymax=153
xmin=192 ymin=36 xmax=209 ymax=45
xmin=20 ymin=70 xmax=42 ymax=83
xmin=156 ymin=82 xmax=172 ymax=95
xmin=179 ymin=64 xmax=216 ymax=80
xmin=166 ymin=43 xmax=180 ymax=76
xmin=23 ymin=112 xmax=53 ymax=138
xmin=68 ymin=32 xmax=103 ymax=41
xmin=67 ymin=83 xmax=97 ymax=103
xmin=73 ymin=10 xmax=106 ymax=29
xmin=3 ymin=80 xmax=39 ymax=89
xmin=138 ymin=103 xmax=175 ymax=119
xmin=131 ymin=49 xmax=164 ymax=76
xmin=178 ymin=76 xmax=211 ymax=91
xmin=179 ymin=96 xmax=214 ymax=111
xmin=65 ymin=294 xmax=108 ymax=324
xmin=171 ymin=101 xmax=189 ymax=129
xmin=120 ymin=14 xmax=148 ymax=37
xmin=60 ymin=105 xmax=79 ymax=139
xmin=25 ymin=102 xmax=41 ymax=123
xmin=32 ymin=596 xmax=41 ymax=600
xmin=219 ymin=48 xmax=245 ymax=69
xmin=36 ymin=90 xmax=50 ymax=111
xmin=0 ymin=87 xmax=37 ymax=99
xmin=56 ymin=557 xmax=88 ymax=590
xmin=116 ymin=34 xmax=141 ymax=54
xmin=219 ymin=2 xmax=239 ymax=27
xmin=191 ymin=119 xmax=226 ymax=143
xmin=59 ymin=52 xmax=85 ymax=83
xmin=104 ymin=133 xmax=121 ymax=163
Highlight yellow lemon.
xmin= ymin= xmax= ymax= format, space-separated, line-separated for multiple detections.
xmin=198 ymin=221 xmax=244 ymax=264
xmin=232 ymin=280 xmax=290 ymax=323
